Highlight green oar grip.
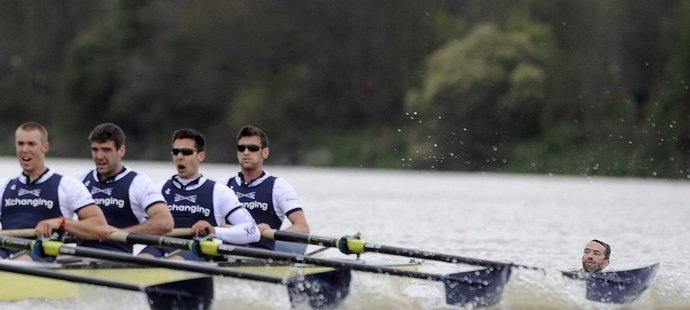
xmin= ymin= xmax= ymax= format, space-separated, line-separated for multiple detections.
xmin=40 ymin=240 xmax=64 ymax=257
xmin=338 ymin=237 xmax=365 ymax=255
xmin=198 ymin=239 xmax=222 ymax=256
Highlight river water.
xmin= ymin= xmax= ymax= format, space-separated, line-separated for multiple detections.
xmin=1 ymin=157 xmax=688 ymax=309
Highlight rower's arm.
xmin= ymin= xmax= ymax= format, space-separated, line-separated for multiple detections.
xmin=123 ymin=202 xmax=174 ymax=235
xmin=69 ymin=204 xmax=113 ymax=240
xmin=273 ymin=178 xmax=309 ymax=234
xmin=216 ymin=208 xmax=260 ymax=244
xmin=284 ymin=210 xmax=309 ymax=234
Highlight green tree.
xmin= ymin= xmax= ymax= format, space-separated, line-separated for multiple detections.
xmin=645 ymin=1 xmax=690 ymax=178
xmin=405 ymin=23 xmax=552 ymax=170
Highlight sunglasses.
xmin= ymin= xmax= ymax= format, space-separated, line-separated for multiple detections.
xmin=237 ymin=144 xmax=262 ymax=152
xmin=171 ymin=148 xmax=196 ymax=156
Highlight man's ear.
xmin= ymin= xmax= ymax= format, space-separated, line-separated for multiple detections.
xmin=262 ymin=147 xmax=270 ymax=160
xmin=603 ymin=259 xmax=610 ymax=268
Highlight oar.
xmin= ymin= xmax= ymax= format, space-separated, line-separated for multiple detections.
xmin=0 ymin=236 xmax=350 ymax=309
xmin=260 ymin=229 xmax=543 ymax=269
xmin=0 ymin=259 xmax=212 ymax=310
xmin=0 ymin=229 xmax=36 ymax=238
xmin=109 ymin=232 xmax=511 ymax=307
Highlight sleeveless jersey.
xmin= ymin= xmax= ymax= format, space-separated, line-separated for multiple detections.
xmin=1 ymin=174 xmax=62 ymax=229
xmin=163 ymin=178 xmax=218 ymax=228
xmin=78 ymin=170 xmax=138 ymax=252
xmin=228 ymin=176 xmax=279 ymax=250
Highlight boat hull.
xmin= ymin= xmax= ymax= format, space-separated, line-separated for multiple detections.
xmin=0 ymin=260 xmax=350 ymax=307
xmin=561 ymin=263 xmax=659 ymax=304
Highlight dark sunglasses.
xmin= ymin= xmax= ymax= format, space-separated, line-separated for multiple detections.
xmin=237 ymin=144 xmax=262 ymax=152
xmin=171 ymin=148 xmax=196 ymax=156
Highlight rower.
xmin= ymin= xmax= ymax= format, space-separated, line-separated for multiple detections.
xmin=139 ymin=128 xmax=260 ymax=260
xmin=582 ymin=239 xmax=610 ymax=272
xmin=218 ymin=125 xmax=310 ymax=253
xmin=76 ymin=123 xmax=174 ymax=253
xmin=0 ymin=121 xmax=114 ymax=261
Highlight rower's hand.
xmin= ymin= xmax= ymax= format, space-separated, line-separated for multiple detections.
xmin=35 ymin=217 xmax=61 ymax=238
xmin=257 ymin=223 xmax=271 ymax=234
xmin=102 ymin=226 xmax=122 ymax=241
xmin=191 ymin=220 xmax=215 ymax=236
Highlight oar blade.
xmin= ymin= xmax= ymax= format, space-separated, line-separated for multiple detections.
xmin=585 ymin=263 xmax=659 ymax=304
xmin=286 ymin=267 xmax=351 ymax=309
xmin=144 ymin=276 xmax=214 ymax=310
xmin=443 ymin=264 xmax=511 ymax=307
xmin=287 ymin=268 xmax=352 ymax=309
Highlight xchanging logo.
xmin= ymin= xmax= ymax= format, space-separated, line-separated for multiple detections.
xmin=4 ymin=198 xmax=54 ymax=209
xmin=94 ymin=197 xmax=125 ymax=208
xmin=242 ymin=201 xmax=268 ymax=211
xmin=169 ymin=204 xmax=211 ymax=217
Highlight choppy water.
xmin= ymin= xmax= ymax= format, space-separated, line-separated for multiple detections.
xmin=1 ymin=157 xmax=689 ymax=309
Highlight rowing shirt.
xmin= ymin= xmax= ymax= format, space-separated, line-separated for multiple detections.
xmin=76 ymin=167 xmax=166 ymax=253
xmin=219 ymin=171 xmax=304 ymax=250
xmin=139 ymin=175 xmax=259 ymax=260
xmin=0 ymin=169 xmax=95 ymax=260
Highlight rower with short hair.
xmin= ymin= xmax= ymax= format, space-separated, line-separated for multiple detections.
xmin=582 ymin=239 xmax=611 ymax=272
xmin=0 ymin=121 xmax=113 ymax=261
xmin=218 ymin=125 xmax=310 ymax=252
xmin=140 ymin=128 xmax=260 ymax=260
xmin=76 ymin=123 xmax=174 ymax=253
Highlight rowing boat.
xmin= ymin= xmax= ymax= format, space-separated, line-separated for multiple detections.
xmin=562 ymin=263 xmax=659 ymax=304
xmin=1 ymin=232 xmax=656 ymax=308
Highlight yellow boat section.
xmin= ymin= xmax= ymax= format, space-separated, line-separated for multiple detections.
xmin=0 ymin=258 xmax=419 ymax=302
xmin=0 ymin=263 xmax=337 ymax=301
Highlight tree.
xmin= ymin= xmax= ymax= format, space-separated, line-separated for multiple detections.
xmin=405 ymin=24 xmax=551 ymax=170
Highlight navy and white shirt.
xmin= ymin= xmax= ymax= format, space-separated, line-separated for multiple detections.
xmin=76 ymin=167 xmax=165 ymax=253
xmin=0 ymin=169 xmax=95 ymax=260
xmin=219 ymin=171 xmax=304 ymax=250
xmin=0 ymin=169 xmax=95 ymax=230
xmin=160 ymin=176 xmax=259 ymax=245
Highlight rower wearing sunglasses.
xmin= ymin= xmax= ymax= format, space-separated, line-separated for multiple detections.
xmin=219 ymin=125 xmax=310 ymax=253
xmin=139 ymin=128 xmax=260 ymax=260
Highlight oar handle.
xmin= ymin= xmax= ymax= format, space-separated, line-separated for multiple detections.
xmin=166 ymin=228 xmax=194 ymax=237
xmin=0 ymin=229 xmax=38 ymax=238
